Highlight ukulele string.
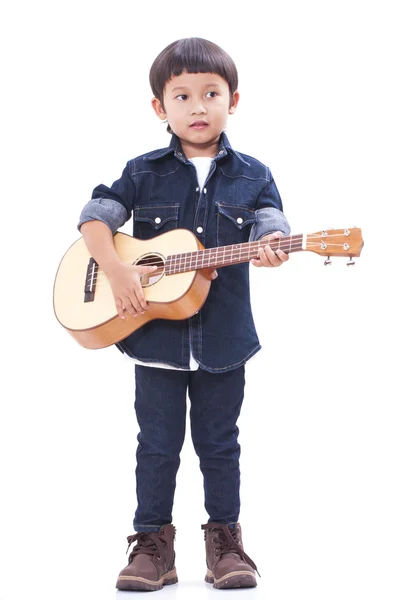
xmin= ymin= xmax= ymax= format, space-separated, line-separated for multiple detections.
xmin=91 ymin=241 xmax=343 ymax=281
xmin=89 ymin=233 xmax=354 ymax=282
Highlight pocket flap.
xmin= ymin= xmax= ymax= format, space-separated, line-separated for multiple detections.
xmin=216 ymin=203 xmax=256 ymax=229
xmin=134 ymin=204 xmax=179 ymax=230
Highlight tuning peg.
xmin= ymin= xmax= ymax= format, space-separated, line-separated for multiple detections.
xmin=324 ymin=256 xmax=332 ymax=266
xmin=347 ymin=257 xmax=355 ymax=266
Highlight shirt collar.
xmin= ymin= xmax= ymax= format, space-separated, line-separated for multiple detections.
xmin=143 ymin=132 xmax=250 ymax=166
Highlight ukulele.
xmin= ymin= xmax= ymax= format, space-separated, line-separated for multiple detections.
xmin=53 ymin=227 xmax=364 ymax=349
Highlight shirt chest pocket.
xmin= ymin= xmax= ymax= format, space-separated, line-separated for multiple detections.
xmin=216 ymin=203 xmax=256 ymax=246
xmin=134 ymin=204 xmax=179 ymax=240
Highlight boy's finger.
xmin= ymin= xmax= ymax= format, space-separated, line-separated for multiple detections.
xmin=251 ymin=253 xmax=266 ymax=267
xmin=115 ymin=299 xmax=126 ymax=319
xmin=263 ymin=246 xmax=281 ymax=266
xmin=134 ymin=285 xmax=148 ymax=312
xmin=275 ymin=249 xmax=289 ymax=262
xmin=256 ymin=247 xmax=270 ymax=267
xmin=137 ymin=265 xmax=158 ymax=274
xmin=124 ymin=295 xmax=141 ymax=317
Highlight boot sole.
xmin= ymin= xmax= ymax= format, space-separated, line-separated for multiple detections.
xmin=116 ymin=568 xmax=178 ymax=591
xmin=205 ymin=568 xmax=257 ymax=589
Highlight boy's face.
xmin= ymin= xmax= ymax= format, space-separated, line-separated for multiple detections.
xmin=152 ymin=71 xmax=239 ymax=157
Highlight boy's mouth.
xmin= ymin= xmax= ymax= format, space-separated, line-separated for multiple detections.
xmin=190 ymin=120 xmax=208 ymax=130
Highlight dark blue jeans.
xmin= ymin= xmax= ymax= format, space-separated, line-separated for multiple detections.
xmin=133 ymin=365 xmax=245 ymax=532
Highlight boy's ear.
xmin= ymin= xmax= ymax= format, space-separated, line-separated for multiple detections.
xmin=228 ymin=90 xmax=240 ymax=114
xmin=152 ymin=97 xmax=167 ymax=120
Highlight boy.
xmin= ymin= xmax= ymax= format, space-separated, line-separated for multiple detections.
xmin=78 ymin=37 xmax=290 ymax=591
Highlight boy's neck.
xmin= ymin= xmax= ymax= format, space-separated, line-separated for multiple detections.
xmin=179 ymin=136 xmax=220 ymax=159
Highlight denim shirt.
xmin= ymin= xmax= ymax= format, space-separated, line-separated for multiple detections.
xmin=78 ymin=132 xmax=290 ymax=373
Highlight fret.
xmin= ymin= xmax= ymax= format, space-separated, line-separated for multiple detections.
xmin=210 ymin=248 xmax=215 ymax=268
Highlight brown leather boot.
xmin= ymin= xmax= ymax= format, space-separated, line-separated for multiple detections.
xmin=202 ymin=522 xmax=259 ymax=589
xmin=116 ymin=524 xmax=178 ymax=591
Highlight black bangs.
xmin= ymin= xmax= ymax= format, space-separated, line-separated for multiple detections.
xmin=149 ymin=38 xmax=238 ymax=102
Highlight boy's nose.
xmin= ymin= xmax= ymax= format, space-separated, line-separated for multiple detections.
xmin=191 ymin=102 xmax=206 ymax=115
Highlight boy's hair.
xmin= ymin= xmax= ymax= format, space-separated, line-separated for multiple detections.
xmin=150 ymin=38 xmax=238 ymax=134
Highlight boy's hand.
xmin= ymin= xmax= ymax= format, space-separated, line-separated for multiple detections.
xmin=251 ymin=231 xmax=289 ymax=268
xmin=107 ymin=263 xmax=158 ymax=319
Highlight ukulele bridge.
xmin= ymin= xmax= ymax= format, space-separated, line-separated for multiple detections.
xmin=84 ymin=257 xmax=98 ymax=302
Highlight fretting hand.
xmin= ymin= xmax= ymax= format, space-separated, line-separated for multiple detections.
xmin=251 ymin=231 xmax=289 ymax=268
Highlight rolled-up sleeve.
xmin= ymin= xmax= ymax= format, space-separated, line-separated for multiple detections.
xmin=77 ymin=162 xmax=134 ymax=234
xmin=249 ymin=172 xmax=290 ymax=241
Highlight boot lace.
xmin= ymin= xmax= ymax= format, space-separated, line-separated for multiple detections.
xmin=202 ymin=523 xmax=260 ymax=577
xmin=125 ymin=531 xmax=166 ymax=563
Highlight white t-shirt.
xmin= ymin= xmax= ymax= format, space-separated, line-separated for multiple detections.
xmin=130 ymin=156 xmax=212 ymax=370
xmin=189 ymin=156 xmax=213 ymax=191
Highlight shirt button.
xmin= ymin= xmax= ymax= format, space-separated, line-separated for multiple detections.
xmin=196 ymin=187 xmax=200 ymax=192
xmin=197 ymin=226 xmax=203 ymax=234
xmin=218 ymin=150 xmax=224 ymax=155
xmin=203 ymin=187 xmax=207 ymax=194
xmin=177 ymin=152 xmax=182 ymax=157
xmin=155 ymin=217 xmax=161 ymax=224
xmin=237 ymin=217 xmax=243 ymax=224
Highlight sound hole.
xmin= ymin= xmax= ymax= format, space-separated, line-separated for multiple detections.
xmin=135 ymin=253 xmax=165 ymax=287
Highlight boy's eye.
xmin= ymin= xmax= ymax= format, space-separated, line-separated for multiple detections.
xmin=206 ymin=91 xmax=218 ymax=98
xmin=176 ymin=94 xmax=188 ymax=101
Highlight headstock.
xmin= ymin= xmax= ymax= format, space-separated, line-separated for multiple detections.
xmin=305 ymin=228 xmax=364 ymax=265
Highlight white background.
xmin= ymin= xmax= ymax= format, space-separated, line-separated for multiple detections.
xmin=1 ymin=1 xmax=399 ymax=599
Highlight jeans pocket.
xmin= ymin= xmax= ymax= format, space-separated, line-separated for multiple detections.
xmin=134 ymin=204 xmax=179 ymax=240
xmin=216 ymin=203 xmax=256 ymax=246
